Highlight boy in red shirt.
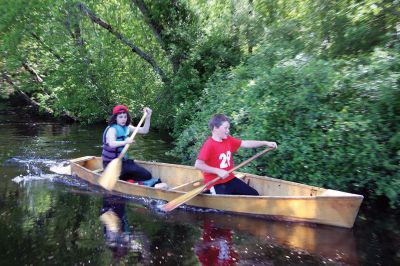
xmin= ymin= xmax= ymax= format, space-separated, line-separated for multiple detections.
xmin=195 ymin=114 xmax=277 ymax=195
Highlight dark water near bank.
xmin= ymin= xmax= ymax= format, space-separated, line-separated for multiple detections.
xmin=0 ymin=102 xmax=398 ymax=266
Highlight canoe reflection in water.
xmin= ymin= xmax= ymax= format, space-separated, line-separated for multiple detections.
xmin=195 ymin=221 xmax=239 ymax=265
xmin=99 ymin=195 xmax=150 ymax=263
xmin=172 ymin=212 xmax=360 ymax=265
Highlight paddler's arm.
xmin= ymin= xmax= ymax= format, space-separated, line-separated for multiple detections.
xmin=106 ymin=127 xmax=133 ymax=148
xmin=194 ymin=159 xmax=230 ymax=179
xmin=241 ymin=140 xmax=277 ymax=149
xmin=129 ymin=107 xmax=152 ymax=134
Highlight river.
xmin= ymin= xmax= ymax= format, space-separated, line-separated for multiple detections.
xmin=0 ymin=101 xmax=398 ymax=265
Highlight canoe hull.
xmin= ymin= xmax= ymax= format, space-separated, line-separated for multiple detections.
xmin=69 ymin=156 xmax=363 ymax=228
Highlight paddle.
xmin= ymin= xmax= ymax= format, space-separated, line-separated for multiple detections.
xmin=162 ymin=147 xmax=274 ymax=212
xmin=98 ymin=112 xmax=147 ymax=190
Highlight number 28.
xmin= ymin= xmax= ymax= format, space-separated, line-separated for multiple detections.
xmin=219 ymin=151 xmax=231 ymax=168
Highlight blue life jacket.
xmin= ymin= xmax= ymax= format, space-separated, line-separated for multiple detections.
xmin=102 ymin=124 xmax=129 ymax=163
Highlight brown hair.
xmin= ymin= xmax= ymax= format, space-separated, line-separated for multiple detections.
xmin=208 ymin=114 xmax=230 ymax=130
xmin=108 ymin=112 xmax=132 ymax=126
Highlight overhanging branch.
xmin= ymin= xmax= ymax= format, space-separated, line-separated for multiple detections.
xmin=77 ymin=2 xmax=169 ymax=84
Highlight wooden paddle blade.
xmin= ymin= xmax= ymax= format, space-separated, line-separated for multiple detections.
xmin=99 ymin=210 xmax=121 ymax=232
xmin=98 ymin=158 xmax=122 ymax=190
xmin=162 ymin=184 xmax=207 ymax=212
xmin=50 ymin=165 xmax=72 ymax=175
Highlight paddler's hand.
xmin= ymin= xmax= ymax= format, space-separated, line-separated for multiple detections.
xmin=124 ymin=139 xmax=135 ymax=145
xmin=264 ymin=141 xmax=277 ymax=149
xmin=216 ymin=169 xmax=229 ymax=179
xmin=143 ymin=107 xmax=152 ymax=117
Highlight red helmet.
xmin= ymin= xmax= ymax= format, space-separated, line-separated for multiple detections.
xmin=112 ymin=105 xmax=128 ymax=114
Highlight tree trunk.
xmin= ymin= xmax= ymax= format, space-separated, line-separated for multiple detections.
xmin=77 ymin=2 xmax=169 ymax=84
xmin=30 ymin=32 xmax=65 ymax=63
xmin=64 ymin=7 xmax=111 ymax=113
xmin=247 ymin=0 xmax=254 ymax=54
xmin=132 ymin=0 xmax=184 ymax=73
xmin=2 ymin=72 xmax=76 ymax=122
xmin=22 ymin=62 xmax=43 ymax=82
xmin=132 ymin=0 xmax=165 ymax=49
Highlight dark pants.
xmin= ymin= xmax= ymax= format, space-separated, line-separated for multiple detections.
xmin=213 ymin=177 xmax=259 ymax=196
xmin=103 ymin=159 xmax=152 ymax=181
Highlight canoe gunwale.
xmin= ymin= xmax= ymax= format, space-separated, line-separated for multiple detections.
xmin=70 ymin=156 xmax=363 ymax=200
xmin=135 ymin=159 xmax=364 ymax=198
xmin=69 ymin=156 xmax=363 ymax=228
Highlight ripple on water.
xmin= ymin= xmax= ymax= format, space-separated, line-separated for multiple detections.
xmin=8 ymin=156 xmax=89 ymax=190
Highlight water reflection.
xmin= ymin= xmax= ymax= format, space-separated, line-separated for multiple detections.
xmin=167 ymin=211 xmax=360 ymax=265
xmin=195 ymin=221 xmax=239 ymax=265
xmin=100 ymin=195 xmax=150 ymax=264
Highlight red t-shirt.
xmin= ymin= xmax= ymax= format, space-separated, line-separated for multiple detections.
xmin=197 ymin=136 xmax=242 ymax=187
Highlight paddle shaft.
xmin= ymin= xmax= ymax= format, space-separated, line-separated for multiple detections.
xmin=117 ymin=112 xmax=147 ymax=159
xmin=204 ymin=147 xmax=274 ymax=188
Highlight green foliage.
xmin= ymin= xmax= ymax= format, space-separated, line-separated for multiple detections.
xmin=1 ymin=0 xmax=166 ymax=123
xmin=139 ymin=0 xmax=200 ymax=68
xmin=166 ymin=30 xmax=243 ymax=137
xmin=1 ymin=0 xmax=399 ymax=208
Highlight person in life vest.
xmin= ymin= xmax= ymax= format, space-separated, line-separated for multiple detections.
xmin=101 ymin=105 xmax=153 ymax=183
xmin=195 ymin=114 xmax=277 ymax=195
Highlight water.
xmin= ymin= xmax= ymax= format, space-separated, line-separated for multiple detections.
xmin=0 ymin=101 xmax=398 ymax=265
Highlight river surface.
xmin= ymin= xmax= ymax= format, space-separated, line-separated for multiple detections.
xmin=0 ymin=101 xmax=398 ymax=266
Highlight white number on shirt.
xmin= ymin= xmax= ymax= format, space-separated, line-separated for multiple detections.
xmin=219 ymin=151 xmax=231 ymax=168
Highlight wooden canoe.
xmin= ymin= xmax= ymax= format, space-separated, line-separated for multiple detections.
xmin=65 ymin=156 xmax=363 ymax=228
